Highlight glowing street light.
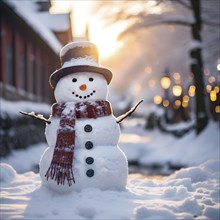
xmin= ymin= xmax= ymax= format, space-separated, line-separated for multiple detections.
xmin=210 ymin=90 xmax=217 ymax=102
xmin=160 ymin=68 xmax=171 ymax=89
xmin=174 ymin=100 xmax=181 ymax=109
xmin=154 ymin=95 xmax=162 ymax=105
xmin=160 ymin=76 xmax=171 ymax=89
xmin=214 ymin=86 xmax=219 ymax=93
xmin=160 ymin=68 xmax=171 ymax=123
xmin=163 ymin=100 xmax=169 ymax=107
xmin=215 ymin=106 xmax=220 ymax=113
xmin=182 ymin=95 xmax=189 ymax=108
xmin=188 ymin=85 xmax=196 ymax=97
xmin=172 ymin=85 xmax=182 ymax=97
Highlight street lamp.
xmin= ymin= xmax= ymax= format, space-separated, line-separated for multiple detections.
xmin=188 ymin=85 xmax=196 ymax=97
xmin=154 ymin=95 xmax=162 ymax=105
xmin=160 ymin=68 xmax=171 ymax=123
xmin=160 ymin=76 xmax=171 ymax=90
xmin=172 ymin=85 xmax=182 ymax=97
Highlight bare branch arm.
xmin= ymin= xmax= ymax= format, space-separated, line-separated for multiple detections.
xmin=116 ymin=100 xmax=143 ymax=123
xmin=20 ymin=111 xmax=51 ymax=124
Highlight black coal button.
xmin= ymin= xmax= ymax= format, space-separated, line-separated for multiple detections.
xmin=86 ymin=169 xmax=94 ymax=177
xmin=85 ymin=141 xmax=93 ymax=150
xmin=84 ymin=124 xmax=92 ymax=132
xmin=86 ymin=157 xmax=94 ymax=165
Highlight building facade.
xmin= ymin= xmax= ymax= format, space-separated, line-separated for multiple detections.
xmin=0 ymin=0 xmax=72 ymax=104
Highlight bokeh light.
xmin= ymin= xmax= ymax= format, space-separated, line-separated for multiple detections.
xmin=161 ymin=77 xmax=171 ymax=89
xmin=154 ymin=95 xmax=162 ymax=105
xmin=188 ymin=85 xmax=196 ymax=97
xmin=172 ymin=85 xmax=182 ymax=97
xmin=210 ymin=90 xmax=217 ymax=102
xmin=163 ymin=100 xmax=169 ymax=107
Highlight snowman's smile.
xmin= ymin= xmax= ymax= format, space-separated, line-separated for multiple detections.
xmin=72 ymin=90 xmax=96 ymax=99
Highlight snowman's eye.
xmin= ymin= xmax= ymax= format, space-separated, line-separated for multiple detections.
xmin=89 ymin=78 xmax=94 ymax=82
xmin=72 ymin=78 xmax=77 ymax=82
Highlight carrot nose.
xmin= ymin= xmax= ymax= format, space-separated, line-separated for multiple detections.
xmin=79 ymin=84 xmax=87 ymax=91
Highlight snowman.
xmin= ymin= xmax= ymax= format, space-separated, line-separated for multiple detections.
xmin=39 ymin=41 xmax=128 ymax=192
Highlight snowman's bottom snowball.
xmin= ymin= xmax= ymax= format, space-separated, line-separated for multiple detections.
xmin=39 ymin=146 xmax=128 ymax=192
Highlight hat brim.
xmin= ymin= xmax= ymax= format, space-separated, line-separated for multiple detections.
xmin=49 ymin=65 xmax=113 ymax=88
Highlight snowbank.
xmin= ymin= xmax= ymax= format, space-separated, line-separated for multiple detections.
xmin=1 ymin=143 xmax=47 ymax=173
xmin=0 ymin=160 xmax=219 ymax=219
xmin=120 ymin=119 xmax=219 ymax=168
xmin=0 ymin=98 xmax=51 ymax=118
xmin=0 ymin=99 xmax=50 ymax=156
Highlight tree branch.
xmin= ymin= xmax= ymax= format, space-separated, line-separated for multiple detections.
xmin=118 ymin=16 xmax=193 ymax=39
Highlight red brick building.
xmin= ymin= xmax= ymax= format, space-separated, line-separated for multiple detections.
xmin=0 ymin=0 xmax=73 ymax=104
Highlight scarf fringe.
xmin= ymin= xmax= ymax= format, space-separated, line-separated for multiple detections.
xmin=45 ymin=162 xmax=75 ymax=186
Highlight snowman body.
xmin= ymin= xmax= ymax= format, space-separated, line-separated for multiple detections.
xmin=39 ymin=71 xmax=128 ymax=192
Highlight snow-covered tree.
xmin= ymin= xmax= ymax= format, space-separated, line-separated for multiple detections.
xmin=94 ymin=0 xmax=219 ymax=134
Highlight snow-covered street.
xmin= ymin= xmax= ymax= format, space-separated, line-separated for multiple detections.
xmin=2 ymin=118 xmax=219 ymax=174
xmin=120 ymin=118 xmax=220 ymax=169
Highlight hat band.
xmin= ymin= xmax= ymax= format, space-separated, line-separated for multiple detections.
xmin=61 ymin=46 xmax=99 ymax=65
xmin=50 ymin=65 xmax=113 ymax=88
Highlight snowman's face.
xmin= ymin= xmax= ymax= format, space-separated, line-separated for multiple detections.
xmin=54 ymin=72 xmax=108 ymax=103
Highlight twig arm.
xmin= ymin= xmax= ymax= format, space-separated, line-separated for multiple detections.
xmin=20 ymin=111 xmax=51 ymax=124
xmin=116 ymin=100 xmax=143 ymax=123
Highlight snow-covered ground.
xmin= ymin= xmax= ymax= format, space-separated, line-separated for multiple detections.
xmin=0 ymin=118 xmax=219 ymax=219
xmin=0 ymin=160 xmax=219 ymax=219
xmin=120 ymin=118 xmax=219 ymax=169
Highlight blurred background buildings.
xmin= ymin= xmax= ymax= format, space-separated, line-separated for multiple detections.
xmin=0 ymin=0 xmax=72 ymax=103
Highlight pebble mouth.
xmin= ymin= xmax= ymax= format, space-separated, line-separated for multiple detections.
xmin=72 ymin=90 xmax=96 ymax=99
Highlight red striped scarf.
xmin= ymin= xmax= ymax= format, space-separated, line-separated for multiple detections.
xmin=45 ymin=100 xmax=112 ymax=186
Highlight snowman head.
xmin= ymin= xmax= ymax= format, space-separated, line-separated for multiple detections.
xmin=54 ymin=71 xmax=108 ymax=103
xmin=49 ymin=41 xmax=112 ymax=103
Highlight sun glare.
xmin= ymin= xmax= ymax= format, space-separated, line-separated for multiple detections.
xmin=72 ymin=1 xmax=92 ymax=37
xmin=50 ymin=1 xmax=126 ymax=60
xmin=89 ymin=19 xmax=125 ymax=60
xmin=73 ymin=2 xmax=126 ymax=60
